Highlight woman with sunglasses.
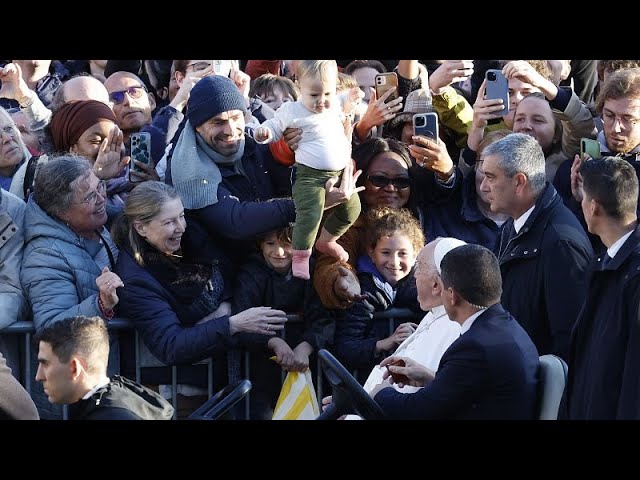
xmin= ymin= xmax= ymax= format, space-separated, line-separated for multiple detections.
xmin=312 ymin=137 xmax=458 ymax=310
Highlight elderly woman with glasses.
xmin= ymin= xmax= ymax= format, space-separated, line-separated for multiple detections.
xmin=312 ymin=136 xmax=460 ymax=310
xmin=0 ymin=106 xmax=35 ymax=192
xmin=20 ymin=155 xmax=123 ymax=333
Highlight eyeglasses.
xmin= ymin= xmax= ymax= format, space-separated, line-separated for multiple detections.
xmin=186 ymin=61 xmax=213 ymax=73
xmin=602 ymin=110 xmax=640 ymax=129
xmin=366 ymin=175 xmax=411 ymax=190
xmin=108 ymin=85 xmax=147 ymax=105
xmin=76 ymin=180 xmax=107 ymax=206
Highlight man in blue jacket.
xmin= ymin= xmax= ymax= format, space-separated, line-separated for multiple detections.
xmin=565 ymin=157 xmax=640 ymax=419
xmin=480 ymin=133 xmax=592 ymax=360
xmin=373 ymin=244 xmax=540 ymax=420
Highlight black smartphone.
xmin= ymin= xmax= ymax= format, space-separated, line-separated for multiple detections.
xmin=485 ymin=69 xmax=509 ymax=116
xmin=413 ymin=112 xmax=439 ymax=141
xmin=129 ymin=132 xmax=152 ymax=182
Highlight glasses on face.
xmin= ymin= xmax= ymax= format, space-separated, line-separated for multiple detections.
xmin=108 ymin=85 xmax=147 ymax=105
xmin=366 ymin=175 xmax=411 ymax=190
xmin=602 ymin=110 xmax=640 ymax=129
xmin=186 ymin=61 xmax=213 ymax=73
xmin=76 ymin=180 xmax=107 ymax=206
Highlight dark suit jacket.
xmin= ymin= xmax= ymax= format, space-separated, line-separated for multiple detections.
xmin=374 ymin=304 xmax=540 ymax=420
xmin=497 ymin=183 xmax=592 ymax=360
xmin=565 ymin=226 xmax=640 ymax=419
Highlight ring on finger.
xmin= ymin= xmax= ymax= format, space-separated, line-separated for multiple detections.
xmin=266 ymin=324 xmax=270 ymax=331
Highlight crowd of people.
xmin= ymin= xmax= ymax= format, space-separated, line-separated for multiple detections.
xmin=1 ymin=59 xmax=640 ymax=421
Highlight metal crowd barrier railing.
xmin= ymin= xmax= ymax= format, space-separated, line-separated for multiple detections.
xmin=2 ymin=308 xmax=419 ymax=420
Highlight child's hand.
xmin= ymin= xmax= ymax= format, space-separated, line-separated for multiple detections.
xmin=389 ymin=322 xmax=418 ymax=347
xmin=254 ymin=126 xmax=272 ymax=143
xmin=268 ymin=337 xmax=295 ymax=368
xmin=289 ymin=344 xmax=312 ymax=371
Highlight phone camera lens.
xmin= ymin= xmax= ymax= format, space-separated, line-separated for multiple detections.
xmin=487 ymin=72 xmax=497 ymax=81
xmin=416 ymin=117 xmax=426 ymax=126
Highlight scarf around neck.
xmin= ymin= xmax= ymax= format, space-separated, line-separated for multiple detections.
xmin=139 ymin=241 xmax=222 ymax=306
xmin=171 ymin=119 xmax=245 ymax=209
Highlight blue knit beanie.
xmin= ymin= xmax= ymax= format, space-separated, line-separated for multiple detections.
xmin=187 ymin=75 xmax=247 ymax=127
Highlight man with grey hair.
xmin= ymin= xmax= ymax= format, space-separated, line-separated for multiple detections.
xmin=479 ymin=132 xmax=592 ymax=360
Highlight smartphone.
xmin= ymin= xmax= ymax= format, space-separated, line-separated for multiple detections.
xmin=375 ymin=72 xmax=399 ymax=102
xmin=129 ymin=132 xmax=152 ymax=182
xmin=413 ymin=112 xmax=439 ymax=141
xmin=212 ymin=60 xmax=232 ymax=77
xmin=485 ymin=69 xmax=509 ymax=116
xmin=580 ymin=138 xmax=601 ymax=160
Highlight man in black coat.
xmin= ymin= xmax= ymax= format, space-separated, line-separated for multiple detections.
xmin=34 ymin=316 xmax=173 ymax=420
xmin=565 ymin=157 xmax=640 ymax=419
xmin=480 ymin=133 xmax=592 ymax=360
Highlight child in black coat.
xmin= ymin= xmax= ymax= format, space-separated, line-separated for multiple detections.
xmin=232 ymin=226 xmax=333 ymax=419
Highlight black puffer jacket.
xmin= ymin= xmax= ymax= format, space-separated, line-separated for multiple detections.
xmin=69 ymin=375 xmax=174 ymax=420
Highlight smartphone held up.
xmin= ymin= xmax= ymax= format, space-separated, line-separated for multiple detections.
xmin=580 ymin=138 xmax=601 ymax=160
xmin=485 ymin=69 xmax=509 ymax=116
xmin=375 ymin=72 xmax=399 ymax=101
xmin=412 ymin=112 xmax=439 ymax=141
xmin=129 ymin=132 xmax=153 ymax=183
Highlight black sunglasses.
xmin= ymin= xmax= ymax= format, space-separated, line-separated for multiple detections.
xmin=109 ymin=85 xmax=147 ymax=105
xmin=366 ymin=175 xmax=411 ymax=190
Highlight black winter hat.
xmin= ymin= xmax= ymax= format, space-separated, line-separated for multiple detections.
xmin=187 ymin=75 xmax=247 ymax=127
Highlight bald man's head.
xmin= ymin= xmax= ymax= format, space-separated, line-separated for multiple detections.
xmin=50 ymin=75 xmax=111 ymax=113
xmin=64 ymin=76 xmax=110 ymax=104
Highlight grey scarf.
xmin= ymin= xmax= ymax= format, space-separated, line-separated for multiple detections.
xmin=171 ymin=120 xmax=245 ymax=209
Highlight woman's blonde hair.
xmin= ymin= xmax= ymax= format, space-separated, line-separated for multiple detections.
xmin=111 ymin=181 xmax=181 ymax=265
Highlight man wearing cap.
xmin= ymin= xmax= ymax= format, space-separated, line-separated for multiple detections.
xmin=371 ymin=244 xmax=540 ymax=420
xmin=165 ymin=74 xmax=296 ymax=277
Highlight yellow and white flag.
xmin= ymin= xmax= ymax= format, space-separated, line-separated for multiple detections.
xmin=272 ymin=369 xmax=320 ymax=420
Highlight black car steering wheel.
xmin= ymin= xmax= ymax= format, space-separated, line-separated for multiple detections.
xmin=316 ymin=349 xmax=386 ymax=420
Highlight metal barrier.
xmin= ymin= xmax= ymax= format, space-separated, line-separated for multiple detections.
xmin=1 ymin=308 xmax=419 ymax=420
